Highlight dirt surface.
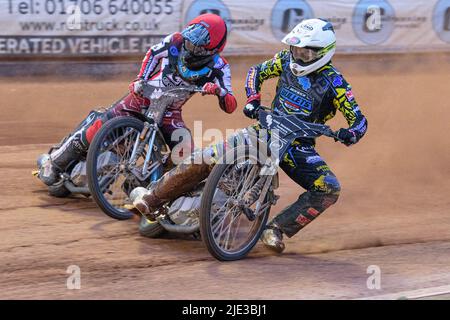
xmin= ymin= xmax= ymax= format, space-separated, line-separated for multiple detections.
xmin=0 ymin=54 xmax=449 ymax=300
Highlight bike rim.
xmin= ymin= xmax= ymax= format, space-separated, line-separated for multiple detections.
xmin=94 ymin=125 xmax=146 ymax=212
xmin=209 ymin=160 xmax=269 ymax=256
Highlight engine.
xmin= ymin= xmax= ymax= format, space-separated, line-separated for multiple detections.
xmin=70 ymin=161 xmax=87 ymax=187
xmin=70 ymin=151 xmax=119 ymax=187
xmin=167 ymin=187 xmax=229 ymax=226
xmin=167 ymin=195 xmax=201 ymax=226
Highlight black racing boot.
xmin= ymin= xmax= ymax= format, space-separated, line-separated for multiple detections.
xmin=41 ymin=133 xmax=87 ymax=186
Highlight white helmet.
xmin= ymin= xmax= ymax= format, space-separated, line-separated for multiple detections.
xmin=281 ymin=18 xmax=336 ymax=77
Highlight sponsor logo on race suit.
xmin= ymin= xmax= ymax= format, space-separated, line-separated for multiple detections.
xmin=345 ymin=89 xmax=355 ymax=101
xmin=279 ymin=86 xmax=313 ymax=115
xmin=306 ymin=155 xmax=323 ymax=164
xmin=298 ymin=76 xmax=311 ymax=90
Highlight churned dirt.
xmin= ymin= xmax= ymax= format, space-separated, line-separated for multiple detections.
xmin=0 ymin=54 xmax=449 ymax=299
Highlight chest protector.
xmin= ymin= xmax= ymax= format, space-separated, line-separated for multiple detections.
xmin=274 ymin=64 xmax=331 ymax=121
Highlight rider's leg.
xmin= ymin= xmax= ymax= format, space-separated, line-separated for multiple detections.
xmin=133 ymin=149 xmax=214 ymax=216
xmin=261 ymin=142 xmax=341 ymax=253
xmin=39 ymin=109 xmax=103 ymax=185
xmin=39 ymin=93 xmax=149 ymax=186
xmin=83 ymin=93 xmax=150 ymax=146
xmin=160 ymin=109 xmax=194 ymax=163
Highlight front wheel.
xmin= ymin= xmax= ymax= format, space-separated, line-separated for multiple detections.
xmin=87 ymin=116 xmax=165 ymax=220
xmin=200 ymin=146 xmax=272 ymax=261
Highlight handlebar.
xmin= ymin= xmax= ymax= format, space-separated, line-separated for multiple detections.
xmin=164 ymin=86 xmax=204 ymax=94
xmin=142 ymin=84 xmax=204 ymax=100
xmin=257 ymin=106 xmax=344 ymax=143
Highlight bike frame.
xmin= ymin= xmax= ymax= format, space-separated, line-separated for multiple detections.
xmin=242 ymin=108 xmax=341 ymax=219
xmin=121 ymin=85 xmax=204 ymax=186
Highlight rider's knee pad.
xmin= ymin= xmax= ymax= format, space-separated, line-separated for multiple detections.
xmin=312 ymin=174 xmax=341 ymax=194
xmin=310 ymin=175 xmax=341 ymax=209
xmin=86 ymin=119 xmax=104 ymax=145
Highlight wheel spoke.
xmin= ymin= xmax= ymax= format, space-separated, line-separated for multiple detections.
xmin=95 ymin=124 xmax=147 ymax=210
xmin=209 ymin=159 xmax=271 ymax=255
xmin=220 ymin=209 xmax=242 ymax=250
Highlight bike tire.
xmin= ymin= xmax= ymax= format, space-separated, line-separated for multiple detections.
xmin=199 ymin=145 xmax=271 ymax=261
xmin=139 ymin=216 xmax=166 ymax=238
xmin=87 ymin=116 xmax=144 ymax=220
xmin=48 ymin=180 xmax=71 ymax=198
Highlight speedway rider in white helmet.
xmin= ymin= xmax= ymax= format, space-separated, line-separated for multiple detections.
xmin=244 ymin=18 xmax=368 ymax=253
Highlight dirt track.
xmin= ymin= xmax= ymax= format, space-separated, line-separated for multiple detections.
xmin=0 ymin=54 xmax=449 ymax=299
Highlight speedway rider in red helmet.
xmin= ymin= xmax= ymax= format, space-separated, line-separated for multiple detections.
xmin=37 ymin=14 xmax=237 ymax=190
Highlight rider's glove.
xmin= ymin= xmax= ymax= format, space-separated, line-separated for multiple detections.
xmin=202 ymin=82 xmax=227 ymax=97
xmin=129 ymin=79 xmax=146 ymax=98
xmin=335 ymin=128 xmax=357 ymax=146
xmin=243 ymin=101 xmax=261 ymax=119
xmin=243 ymin=94 xmax=262 ymax=119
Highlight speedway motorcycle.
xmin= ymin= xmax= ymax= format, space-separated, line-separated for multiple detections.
xmin=128 ymin=103 xmax=341 ymax=260
xmin=85 ymin=84 xmax=203 ymax=228
xmin=198 ymin=107 xmax=342 ymax=261
xmin=34 ymin=84 xmax=203 ymax=233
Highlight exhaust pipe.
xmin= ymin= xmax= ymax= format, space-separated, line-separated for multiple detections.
xmin=64 ymin=180 xmax=90 ymax=196
xmin=157 ymin=218 xmax=199 ymax=234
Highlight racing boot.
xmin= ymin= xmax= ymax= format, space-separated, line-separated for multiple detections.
xmin=129 ymin=185 xmax=161 ymax=220
xmin=36 ymin=153 xmax=56 ymax=186
xmin=39 ymin=132 xmax=88 ymax=186
xmin=260 ymin=224 xmax=285 ymax=253
xmin=128 ymin=186 xmax=157 ymax=219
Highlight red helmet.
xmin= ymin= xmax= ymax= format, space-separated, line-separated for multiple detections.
xmin=181 ymin=13 xmax=228 ymax=54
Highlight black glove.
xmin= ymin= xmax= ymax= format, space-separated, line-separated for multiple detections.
xmin=335 ymin=128 xmax=357 ymax=146
xmin=243 ymin=100 xmax=261 ymax=119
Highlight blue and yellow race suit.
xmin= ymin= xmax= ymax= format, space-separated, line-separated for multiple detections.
xmin=245 ymin=49 xmax=368 ymax=237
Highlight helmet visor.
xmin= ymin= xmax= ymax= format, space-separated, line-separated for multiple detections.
xmin=184 ymin=39 xmax=214 ymax=57
xmin=290 ymin=46 xmax=321 ymax=64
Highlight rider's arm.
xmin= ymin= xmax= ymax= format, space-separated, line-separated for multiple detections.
xmin=207 ymin=58 xmax=237 ymax=114
xmin=217 ymin=62 xmax=237 ymax=114
xmin=330 ymin=74 xmax=368 ymax=143
xmin=244 ymin=50 xmax=286 ymax=102
xmin=137 ymin=34 xmax=175 ymax=80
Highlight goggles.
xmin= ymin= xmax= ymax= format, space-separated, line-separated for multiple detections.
xmin=290 ymin=46 xmax=322 ymax=64
xmin=184 ymin=39 xmax=215 ymax=57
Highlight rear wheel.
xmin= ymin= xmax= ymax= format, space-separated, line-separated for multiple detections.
xmin=139 ymin=216 xmax=166 ymax=238
xmin=200 ymin=146 xmax=273 ymax=261
xmin=48 ymin=180 xmax=71 ymax=198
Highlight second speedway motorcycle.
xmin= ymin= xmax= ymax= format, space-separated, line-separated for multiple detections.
xmin=85 ymin=84 xmax=203 ymax=226
xmin=198 ymin=108 xmax=342 ymax=260
xmin=127 ymin=102 xmax=341 ymax=260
